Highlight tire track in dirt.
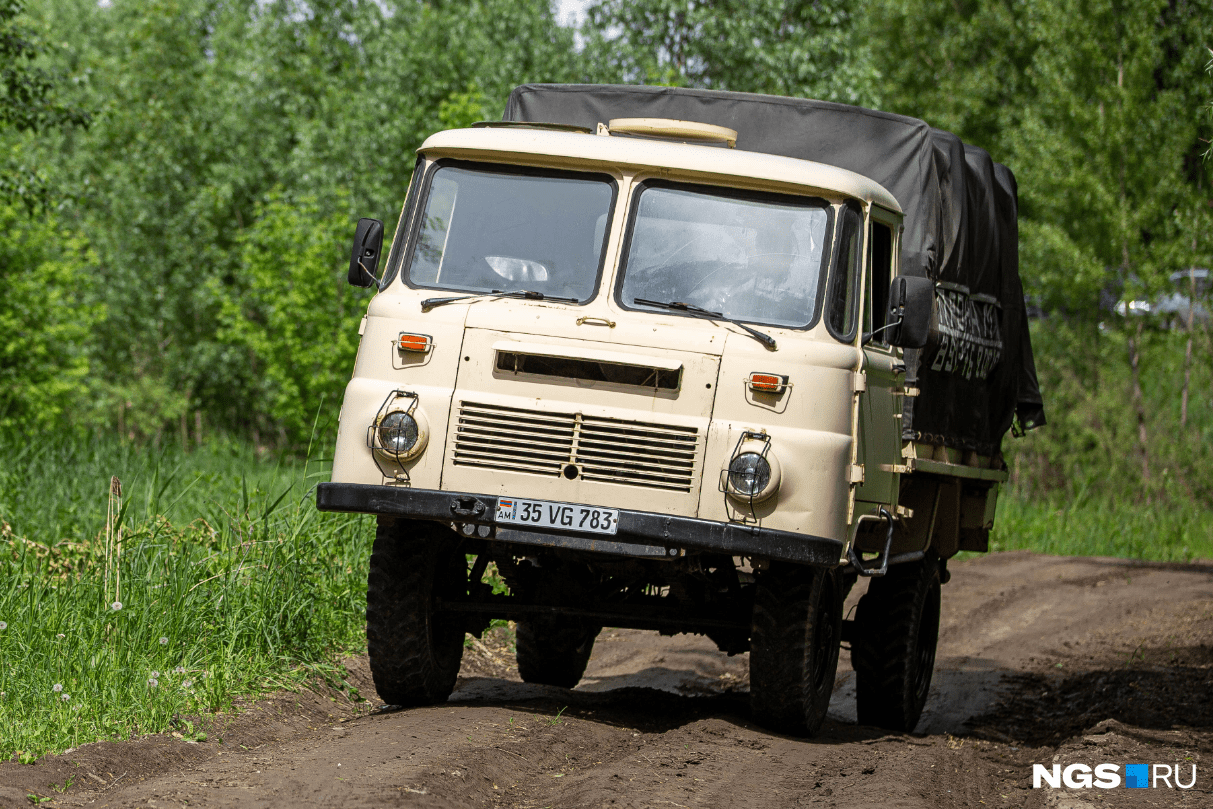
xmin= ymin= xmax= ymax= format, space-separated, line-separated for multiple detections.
xmin=3 ymin=551 xmax=1211 ymax=808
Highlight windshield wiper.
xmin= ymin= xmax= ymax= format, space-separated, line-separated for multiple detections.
xmin=421 ymin=289 xmax=577 ymax=312
xmin=633 ymin=298 xmax=778 ymax=351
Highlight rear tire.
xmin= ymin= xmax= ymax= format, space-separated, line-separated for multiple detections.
xmin=851 ymin=551 xmax=941 ymax=732
xmin=366 ymin=518 xmax=466 ymax=706
xmin=749 ymin=564 xmax=843 ymax=736
xmin=515 ymin=617 xmax=600 ymax=688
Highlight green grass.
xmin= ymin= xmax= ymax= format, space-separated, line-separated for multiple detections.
xmin=0 ymin=434 xmax=372 ymax=762
xmin=990 ymin=490 xmax=1213 ymax=562
xmin=3 ymin=432 xmax=1210 ymax=762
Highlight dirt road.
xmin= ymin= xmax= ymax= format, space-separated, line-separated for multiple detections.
xmin=4 ymin=551 xmax=1211 ymax=808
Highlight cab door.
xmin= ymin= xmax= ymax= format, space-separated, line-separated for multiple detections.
xmin=855 ymin=209 xmax=902 ymax=510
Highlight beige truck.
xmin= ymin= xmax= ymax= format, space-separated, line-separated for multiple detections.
xmin=317 ymin=85 xmax=1045 ymax=736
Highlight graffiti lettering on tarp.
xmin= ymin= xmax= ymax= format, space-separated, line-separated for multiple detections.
xmin=928 ymin=288 xmax=1003 ymax=381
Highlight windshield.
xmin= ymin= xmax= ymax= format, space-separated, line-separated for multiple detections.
xmin=619 ymin=184 xmax=833 ymax=328
xmin=405 ymin=162 xmax=615 ymax=302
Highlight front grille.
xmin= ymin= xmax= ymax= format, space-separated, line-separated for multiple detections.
xmin=452 ymin=402 xmax=700 ymax=491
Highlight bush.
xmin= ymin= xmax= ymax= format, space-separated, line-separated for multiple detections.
xmin=216 ymin=193 xmax=365 ymax=448
xmin=0 ymin=204 xmax=95 ymax=431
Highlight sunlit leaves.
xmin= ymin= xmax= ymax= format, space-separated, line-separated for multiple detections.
xmin=582 ymin=0 xmax=878 ymax=105
xmin=0 ymin=203 xmax=95 ymax=432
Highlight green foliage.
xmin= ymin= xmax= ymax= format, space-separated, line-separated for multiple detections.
xmin=0 ymin=0 xmax=80 ymax=132
xmin=866 ymin=0 xmax=1213 ymax=312
xmin=1005 ymin=319 xmax=1213 ymax=502
xmin=582 ymin=0 xmax=878 ymax=104
xmin=10 ymin=0 xmax=579 ymax=446
xmin=863 ymin=0 xmax=1035 ymax=150
xmin=862 ymin=0 xmax=1213 ymax=516
xmin=0 ymin=0 xmax=89 ymax=210
xmin=1014 ymin=0 xmax=1198 ymax=302
xmin=217 ymin=193 xmax=363 ymax=447
xmin=0 ymin=204 xmax=95 ymax=431
xmin=1206 ymin=47 xmax=1213 ymax=160
xmin=0 ymin=431 xmax=373 ymax=760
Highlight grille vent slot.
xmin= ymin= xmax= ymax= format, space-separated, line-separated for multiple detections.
xmin=452 ymin=402 xmax=700 ymax=491
xmin=496 ymin=351 xmax=681 ymax=390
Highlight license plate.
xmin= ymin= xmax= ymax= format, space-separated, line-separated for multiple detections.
xmin=495 ymin=497 xmax=619 ymax=535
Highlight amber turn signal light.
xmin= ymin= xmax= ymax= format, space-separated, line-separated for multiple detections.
xmin=398 ymin=333 xmax=433 ymax=352
xmin=747 ymin=372 xmax=789 ymax=393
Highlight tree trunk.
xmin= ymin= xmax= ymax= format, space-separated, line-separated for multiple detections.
xmin=1128 ymin=320 xmax=1150 ymax=483
xmin=1181 ymin=267 xmax=1196 ymax=428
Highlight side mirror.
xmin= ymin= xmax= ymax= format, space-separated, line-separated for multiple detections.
xmin=348 ymin=218 xmax=384 ymax=288
xmin=885 ymin=275 xmax=934 ymax=348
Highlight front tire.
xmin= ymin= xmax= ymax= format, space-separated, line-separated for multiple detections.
xmin=851 ymin=551 xmax=941 ymax=732
xmin=749 ymin=564 xmax=843 ymax=736
xmin=365 ymin=518 xmax=466 ymax=706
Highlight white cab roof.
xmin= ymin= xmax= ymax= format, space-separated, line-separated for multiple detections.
xmin=418 ymin=126 xmax=903 ymax=214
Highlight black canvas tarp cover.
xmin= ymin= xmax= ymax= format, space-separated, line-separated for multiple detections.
xmin=503 ymin=84 xmax=1045 ymax=454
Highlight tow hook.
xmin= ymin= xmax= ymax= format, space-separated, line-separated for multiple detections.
xmin=450 ymin=495 xmax=487 ymax=519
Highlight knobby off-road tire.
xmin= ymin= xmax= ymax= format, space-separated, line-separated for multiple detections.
xmin=749 ymin=564 xmax=843 ymax=736
xmin=515 ymin=617 xmax=601 ymax=689
xmin=365 ymin=518 xmax=466 ymax=707
xmin=851 ymin=551 xmax=941 ymax=732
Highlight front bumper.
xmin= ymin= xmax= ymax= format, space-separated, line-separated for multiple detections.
xmin=316 ymin=482 xmax=842 ymax=567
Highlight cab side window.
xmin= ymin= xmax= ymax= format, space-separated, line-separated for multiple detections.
xmin=866 ymin=221 xmax=893 ymax=343
xmin=826 ymin=203 xmax=863 ymax=342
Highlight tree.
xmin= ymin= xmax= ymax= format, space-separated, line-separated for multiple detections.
xmin=0 ymin=203 xmax=95 ymax=431
xmin=216 ymin=192 xmax=361 ymax=447
xmin=862 ymin=0 xmax=1213 ymax=497
xmin=581 ymin=0 xmax=878 ymax=105
xmin=15 ymin=0 xmax=581 ymax=444
xmin=861 ymin=0 xmax=1036 ymax=153
xmin=0 ymin=0 xmax=89 ymax=210
xmin=1205 ymin=47 xmax=1212 ymax=160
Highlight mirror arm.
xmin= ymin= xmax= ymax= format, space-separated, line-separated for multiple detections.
xmin=358 ymin=256 xmax=381 ymax=291
xmin=862 ymin=314 xmax=904 ymax=346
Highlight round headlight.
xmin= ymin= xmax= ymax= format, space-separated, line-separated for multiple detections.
xmin=378 ymin=411 xmax=419 ymax=455
xmin=728 ymin=452 xmax=771 ymax=498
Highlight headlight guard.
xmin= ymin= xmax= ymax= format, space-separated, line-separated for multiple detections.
xmin=720 ymin=430 xmax=782 ymax=513
xmin=367 ymin=390 xmax=430 ymax=481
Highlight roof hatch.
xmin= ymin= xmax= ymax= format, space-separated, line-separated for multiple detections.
xmin=600 ymin=118 xmax=737 ymax=148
